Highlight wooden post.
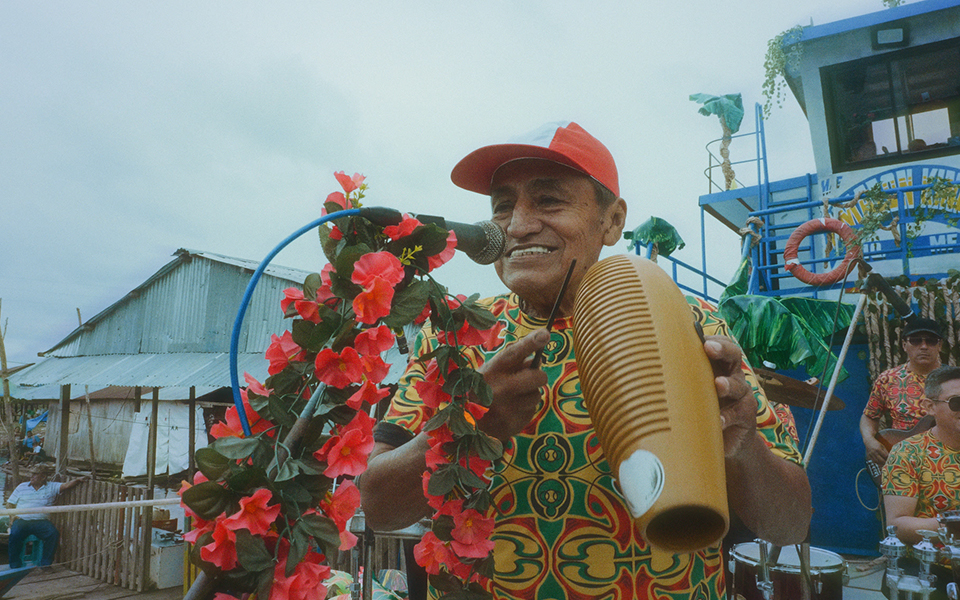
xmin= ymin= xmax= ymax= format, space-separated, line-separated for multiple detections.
xmin=141 ymin=387 xmax=160 ymax=591
xmin=0 ymin=299 xmax=22 ymax=488
xmin=57 ymin=384 xmax=71 ymax=478
xmin=84 ymin=385 xmax=97 ymax=479
xmin=188 ymin=386 xmax=196 ymax=481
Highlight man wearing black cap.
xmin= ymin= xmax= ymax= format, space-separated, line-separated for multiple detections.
xmin=360 ymin=122 xmax=811 ymax=599
xmin=861 ymin=317 xmax=944 ymax=468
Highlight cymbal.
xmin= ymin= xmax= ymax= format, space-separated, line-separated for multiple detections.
xmin=753 ymin=367 xmax=846 ymax=411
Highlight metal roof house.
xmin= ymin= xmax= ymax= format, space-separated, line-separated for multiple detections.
xmin=9 ymin=248 xmax=316 ymax=476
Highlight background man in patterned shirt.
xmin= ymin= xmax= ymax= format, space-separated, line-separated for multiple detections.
xmin=359 ymin=122 xmax=811 ymax=599
xmin=882 ymin=365 xmax=960 ymax=599
xmin=861 ymin=318 xmax=944 ymax=467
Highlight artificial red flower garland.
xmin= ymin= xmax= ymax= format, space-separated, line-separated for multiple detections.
xmin=180 ymin=172 xmax=504 ymax=600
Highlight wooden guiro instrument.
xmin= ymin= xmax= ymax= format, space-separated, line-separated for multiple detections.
xmin=573 ymin=254 xmax=728 ymax=554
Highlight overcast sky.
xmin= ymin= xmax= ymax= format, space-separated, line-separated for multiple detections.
xmin=1 ymin=0 xmax=886 ymax=368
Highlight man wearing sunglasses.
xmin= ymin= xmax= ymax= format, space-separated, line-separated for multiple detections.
xmin=881 ymin=365 xmax=960 ymax=598
xmin=861 ymin=318 xmax=944 ymax=467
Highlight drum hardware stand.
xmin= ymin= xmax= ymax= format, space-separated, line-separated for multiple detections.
xmin=756 ymin=541 xmax=775 ymax=600
xmin=880 ymin=526 xmax=941 ymax=599
xmin=938 ymin=522 xmax=960 ymax=600
xmin=348 ymin=511 xmax=375 ymax=600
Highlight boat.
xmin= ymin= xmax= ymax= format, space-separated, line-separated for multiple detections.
xmin=641 ymin=0 xmax=960 ymax=563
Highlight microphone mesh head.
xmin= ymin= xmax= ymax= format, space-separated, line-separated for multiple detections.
xmin=472 ymin=221 xmax=506 ymax=265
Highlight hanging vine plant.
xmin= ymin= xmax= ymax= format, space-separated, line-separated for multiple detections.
xmin=761 ymin=25 xmax=803 ymax=119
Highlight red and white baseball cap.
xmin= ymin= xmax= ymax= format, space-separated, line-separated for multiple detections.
xmin=451 ymin=121 xmax=619 ymax=197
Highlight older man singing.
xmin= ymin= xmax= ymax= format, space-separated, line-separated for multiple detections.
xmin=359 ymin=122 xmax=811 ymax=599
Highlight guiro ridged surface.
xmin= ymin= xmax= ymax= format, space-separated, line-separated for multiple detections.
xmin=573 ymin=254 xmax=728 ymax=553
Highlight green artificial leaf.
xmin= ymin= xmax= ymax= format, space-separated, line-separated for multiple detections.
xmin=690 ymin=92 xmax=745 ymax=134
xmin=302 ymin=272 xmax=323 ymax=302
xmin=292 ymin=309 xmax=343 ymax=352
xmin=444 ymin=404 xmax=475 ymax=437
xmin=287 ymin=527 xmax=310 ymax=577
xmin=718 ymin=294 xmax=850 ymax=382
xmin=182 ymin=481 xmax=234 ymax=520
xmin=225 ymin=466 xmax=268 ymax=495
xmin=429 ymin=571 xmax=464 ymax=594
xmin=459 ymin=298 xmax=498 ymax=331
xmin=256 ymin=570 xmax=274 ymax=600
xmin=423 ymin=403 xmax=456 ymax=433
xmin=445 ymin=368 xmax=491 ymax=406
xmin=624 ymin=217 xmax=686 ymax=257
xmin=188 ymin=530 xmax=213 ymax=564
xmin=720 ymin=256 xmax=752 ymax=303
xmin=463 ymin=490 xmax=491 ymax=513
xmin=383 ymin=280 xmax=431 ymax=328
xmin=433 ymin=514 xmax=455 ymax=541
xmin=777 ymin=297 xmax=856 ymax=339
xmin=195 ymin=447 xmax=231 ymax=480
xmin=267 ymin=394 xmax=297 ymax=428
xmin=427 ymin=464 xmax=460 ymax=496
xmin=296 ymin=512 xmax=342 ymax=555
xmin=470 ymin=432 xmax=503 ymax=462
xmin=474 ymin=555 xmax=495 ymax=580
xmin=267 ymin=368 xmax=306 ymax=397
xmin=271 ymin=454 xmax=300 ymax=483
xmin=334 ymin=242 xmax=372 ymax=282
xmin=234 ymin=529 xmax=275 ymax=573
xmin=456 ymin=464 xmax=490 ymax=490
xmin=211 ymin=436 xmax=261 ymax=460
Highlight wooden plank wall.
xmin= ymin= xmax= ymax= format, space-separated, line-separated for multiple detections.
xmin=51 ymin=480 xmax=151 ymax=591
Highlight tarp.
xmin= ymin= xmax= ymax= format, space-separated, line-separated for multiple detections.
xmin=25 ymin=411 xmax=48 ymax=433
xmin=122 ymin=404 xmax=208 ymax=477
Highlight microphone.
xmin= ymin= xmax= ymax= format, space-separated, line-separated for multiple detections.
xmin=866 ymin=271 xmax=914 ymax=319
xmin=359 ymin=207 xmax=506 ymax=265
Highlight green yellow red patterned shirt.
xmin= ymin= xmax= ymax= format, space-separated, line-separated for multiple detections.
xmin=380 ymin=293 xmax=802 ymax=600
xmin=882 ymin=430 xmax=960 ymax=519
xmin=863 ymin=363 xmax=930 ymax=431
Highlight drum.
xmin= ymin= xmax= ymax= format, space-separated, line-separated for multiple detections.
xmin=729 ymin=542 xmax=845 ymax=600
xmin=940 ymin=510 xmax=960 ymax=545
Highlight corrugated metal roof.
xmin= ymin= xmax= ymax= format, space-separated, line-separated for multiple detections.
xmin=44 ymin=248 xmax=314 ymax=357
xmin=11 ymin=248 xmax=420 ymax=401
xmin=9 ymin=352 xmax=270 ymax=399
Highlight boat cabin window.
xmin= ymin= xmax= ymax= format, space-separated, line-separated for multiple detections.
xmin=823 ymin=38 xmax=960 ymax=172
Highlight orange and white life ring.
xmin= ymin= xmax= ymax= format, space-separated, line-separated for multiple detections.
xmin=783 ymin=218 xmax=860 ymax=286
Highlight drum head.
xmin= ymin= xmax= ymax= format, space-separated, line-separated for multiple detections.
xmin=730 ymin=543 xmax=843 ymax=571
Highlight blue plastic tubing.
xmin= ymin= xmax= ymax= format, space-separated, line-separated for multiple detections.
xmin=229 ymin=209 xmax=360 ymax=436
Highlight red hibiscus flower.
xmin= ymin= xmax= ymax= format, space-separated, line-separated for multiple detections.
xmin=265 ymin=331 xmax=305 ymax=376
xmin=280 ymin=288 xmax=321 ymax=323
xmin=210 ymin=388 xmax=274 ymax=439
xmin=200 ymin=520 xmax=238 ymax=571
xmin=414 ymin=379 xmax=451 ymax=410
xmin=351 ymin=252 xmax=404 ymax=288
xmin=352 ymin=277 xmax=396 ymax=324
xmin=450 ymin=509 xmax=496 ymax=559
xmin=182 ymin=517 xmax=214 ymax=544
xmin=314 ymin=411 xmax=375 ymax=478
xmin=427 ymin=230 xmax=457 ymax=272
xmin=383 ymin=215 xmax=422 ymax=240
xmin=334 ymin=171 xmax=364 ymax=194
xmin=314 ymin=347 xmax=364 ymax=388
xmin=354 ymin=325 xmax=395 ymax=356
xmin=316 ymin=428 xmax=374 ymax=478
xmin=322 ymin=191 xmax=348 ymax=215
xmin=346 ymin=380 xmax=390 ymax=410
xmin=361 ymin=354 xmax=390 ymax=384
xmin=414 ymin=531 xmax=456 ymax=575
xmin=223 ymin=488 xmax=281 ymax=536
